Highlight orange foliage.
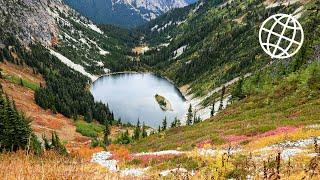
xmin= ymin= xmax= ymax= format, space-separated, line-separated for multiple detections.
xmin=69 ymin=146 xmax=104 ymax=160
xmin=51 ymin=36 xmax=58 ymax=46
xmin=108 ymin=144 xmax=131 ymax=161
xmin=35 ymin=118 xmax=64 ymax=130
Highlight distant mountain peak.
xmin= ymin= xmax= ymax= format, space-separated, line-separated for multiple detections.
xmin=112 ymin=0 xmax=189 ymax=20
xmin=64 ymin=0 xmax=195 ymax=28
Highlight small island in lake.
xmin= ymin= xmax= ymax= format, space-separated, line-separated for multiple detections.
xmin=155 ymin=94 xmax=173 ymax=111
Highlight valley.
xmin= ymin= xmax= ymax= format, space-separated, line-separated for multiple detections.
xmin=0 ymin=0 xmax=320 ymax=179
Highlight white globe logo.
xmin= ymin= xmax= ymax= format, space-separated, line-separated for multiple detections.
xmin=259 ymin=14 xmax=304 ymax=59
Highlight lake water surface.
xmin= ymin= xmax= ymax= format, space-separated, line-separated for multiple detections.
xmin=91 ymin=73 xmax=188 ymax=128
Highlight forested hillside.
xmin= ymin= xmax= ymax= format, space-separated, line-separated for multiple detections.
xmin=0 ymin=33 xmax=115 ymax=124
xmin=139 ymin=0 xmax=309 ymax=98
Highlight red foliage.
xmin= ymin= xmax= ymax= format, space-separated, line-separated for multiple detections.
xmin=256 ymin=126 xmax=298 ymax=138
xmin=224 ymin=135 xmax=249 ymax=143
xmin=196 ymin=139 xmax=213 ymax=148
xmin=223 ymin=126 xmax=299 ymax=143
xmin=133 ymin=154 xmax=178 ymax=167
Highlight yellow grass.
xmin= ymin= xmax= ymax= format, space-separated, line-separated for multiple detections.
xmin=0 ymin=150 xmax=123 ymax=180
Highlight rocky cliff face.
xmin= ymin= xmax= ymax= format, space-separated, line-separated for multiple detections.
xmin=0 ymin=0 xmax=63 ymax=46
xmin=112 ymin=0 xmax=189 ymax=20
xmin=0 ymin=0 xmax=106 ymax=47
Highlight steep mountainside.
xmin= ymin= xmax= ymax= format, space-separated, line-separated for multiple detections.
xmin=0 ymin=0 xmax=137 ymax=135
xmin=1 ymin=0 xmax=144 ymax=79
xmin=63 ymin=0 xmax=196 ymax=28
xmin=138 ymin=0 xmax=315 ymax=118
xmin=0 ymin=0 xmax=60 ymax=46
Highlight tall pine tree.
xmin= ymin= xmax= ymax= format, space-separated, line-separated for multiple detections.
xmin=0 ymin=85 xmax=40 ymax=153
xmin=162 ymin=117 xmax=167 ymax=131
xmin=187 ymin=104 xmax=193 ymax=126
xmin=219 ymin=86 xmax=226 ymax=110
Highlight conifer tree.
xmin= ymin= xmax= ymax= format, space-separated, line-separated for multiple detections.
xmin=0 ymin=50 xmax=3 ymax=62
xmin=0 ymin=86 xmax=38 ymax=153
xmin=42 ymin=132 xmax=67 ymax=155
xmin=162 ymin=116 xmax=167 ymax=131
xmin=187 ymin=104 xmax=193 ymax=125
xmin=210 ymin=99 xmax=215 ymax=117
xmin=219 ymin=86 xmax=226 ymax=110
xmin=171 ymin=118 xmax=177 ymax=128
xmin=2 ymin=48 xmax=12 ymax=61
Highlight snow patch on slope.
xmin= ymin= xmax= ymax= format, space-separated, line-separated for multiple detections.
xmin=173 ymin=45 xmax=187 ymax=59
xmin=193 ymin=1 xmax=203 ymax=13
xmin=49 ymin=49 xmax=98 ymax=81
xmin=87 ymin=24 xmax=104 ymax=34
xmin=91 ymin=151 xmax=149 ymax=177
xmin=86 ymin=38 xmax=110 ymax=55
xmin=71 ymin=18 xmax=104 ymax=34
xmin=265 ymin=0 xmax=300 ymax=9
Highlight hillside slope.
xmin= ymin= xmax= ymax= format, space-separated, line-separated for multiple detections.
xmin=132 ymin=0 xmax=320 ymax=152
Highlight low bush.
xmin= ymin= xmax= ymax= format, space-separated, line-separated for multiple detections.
xmin=75 ymin=121 xmax=104 ymax=138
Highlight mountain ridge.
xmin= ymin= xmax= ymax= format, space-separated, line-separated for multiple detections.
xmin=63 ymin=0 xmax=196 ymax=28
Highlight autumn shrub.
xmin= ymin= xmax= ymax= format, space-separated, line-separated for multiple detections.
xmin=108 ymin=144 xmax=131 ymax=161
xmin=69 ymin=146 xmax=104 ymax=160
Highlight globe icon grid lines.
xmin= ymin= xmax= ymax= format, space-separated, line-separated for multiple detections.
xmin=259 ymin=14 xmax=304 ymax=59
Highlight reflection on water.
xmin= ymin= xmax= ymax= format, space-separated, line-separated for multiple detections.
xmin=91 ymin=73 xmax=188 ymax=128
